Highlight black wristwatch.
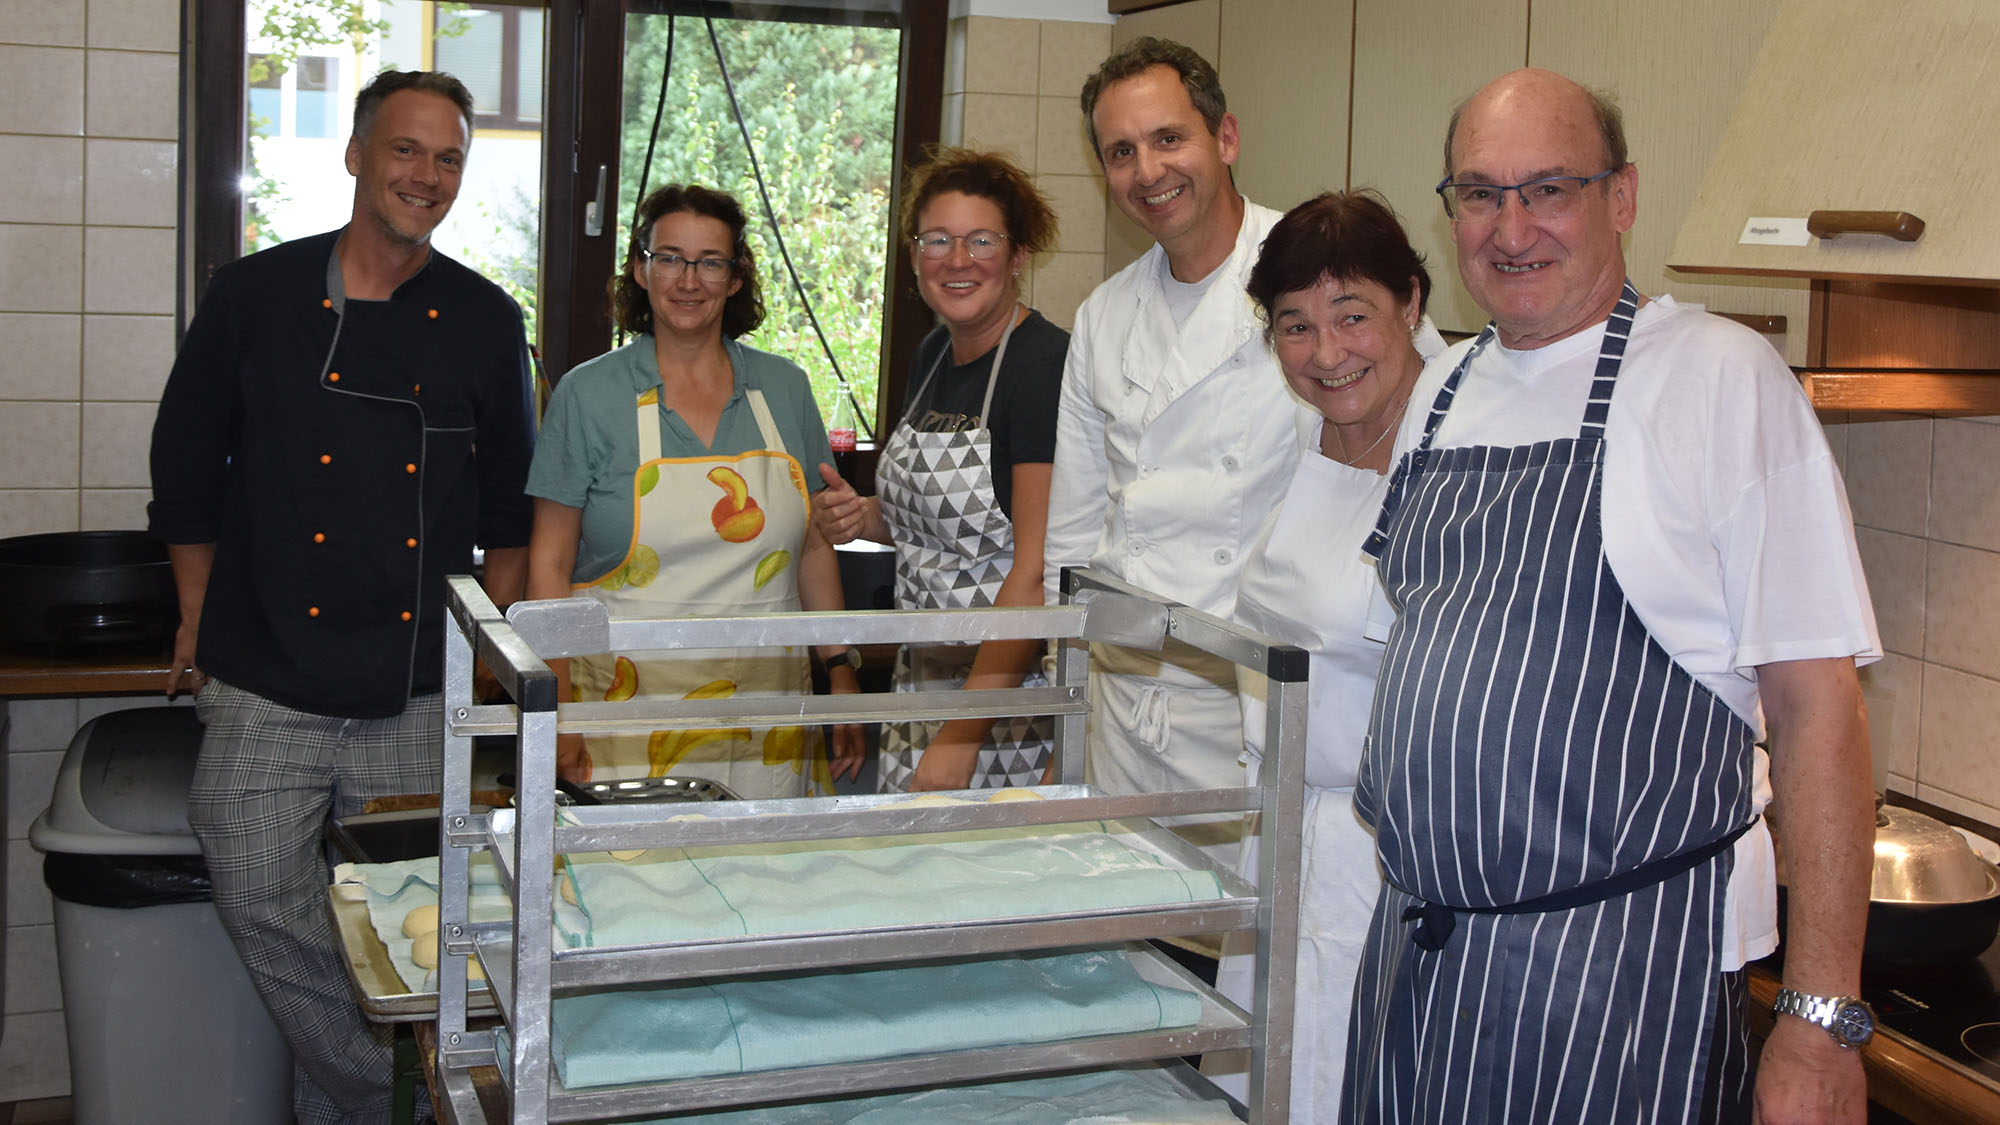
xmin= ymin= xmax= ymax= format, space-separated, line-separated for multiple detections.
xmin=1772 ymin=987 xmax=1875 ymax=1049
xmin=820 ymin=647 xmax=863 ymax=672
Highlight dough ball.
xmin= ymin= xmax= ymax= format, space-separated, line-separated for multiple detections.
xmin=986 ymin=789 xmax=1045 ymax=803
xmin=401 ymin=903 xmax=440 ymax=938
xmin=895 ymin=794 xmax=970 ymax=807
xmin=560 ymin=876 xmax=579 ymax=907
xmin=466 ymin=957 xmax=486 ymax=983
xmin=410 ymin=928 xmax=440 ymax=970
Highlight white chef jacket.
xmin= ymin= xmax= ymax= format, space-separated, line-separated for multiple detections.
xmin=1044 ymin=200 xmax=1298 ymax=619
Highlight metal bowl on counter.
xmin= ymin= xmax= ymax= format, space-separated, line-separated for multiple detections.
xmin=1782 ymin=802 xmax=2000 ymax=971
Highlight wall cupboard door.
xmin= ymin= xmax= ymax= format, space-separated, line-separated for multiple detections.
xmin=1347 ymin=0 xmax=1526 ymax=336
xmin=1218 ymin=0 xmax=1354 ymax=219
xmin=1530 ymin=0 xmax=1809 ymax=363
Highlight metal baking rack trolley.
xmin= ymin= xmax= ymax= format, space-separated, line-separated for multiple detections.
xmin=432 ymin=567 xmax=1308 ymax=1124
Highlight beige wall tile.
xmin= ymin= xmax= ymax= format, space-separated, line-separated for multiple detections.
xmin=86 ymin=0 xmax=178 ymax=53
xmin=0 ymin=1 xmax=85 ymax=47
xmin=3 ymin=924 xmax=59 ymax=1015
xmin=1106 ymin=204 xmax=1151 ymax=275
xmin=960 ymin=92 xmax=1038 ymax=171
xmin=0 ymin=224 xmax=83 ymax=312
xmin=1917 ymin=664 xmax=2000 ymax=814
xmin=1855 ymin=528 xmax=1925 ymax=658
xmin=1911 ymin=785 xmax=2000 ymax=835
xmin=6 ymin=699 xmax=78 ymax=753
xmin=80 ymin=400 xmax=154 ymax=487
xmin=0 ymin=46 xmax=84 ymax=136
xmin=1038 ymin=173 xmax=1104 ymax=256
xmin=1035 ymin=95 xmax=1095 ymax=178
xmin=1025 ymin=250 xmax=1103 ymax=331
xmin=79 ymin=486 xmax=149 ymax=529
xmin=0 ymin=136 xmax=82 ymax=224
xmin=1842 ymin=417 xmax=1930 ymax=537
xmin=81 ymin=313 xmax=171 ymax=400
xmin=83 ymin=225 xmax=173 ymax=313
xmin=74 ymin=695 xmax=172 ymax=724
xmin=0 ymin=1010 xmax=69 ymax=1103
xmin=1858 ymin=652 xmax=1920 ymax=794
xmin=7 ymin=751 xmax=61 ymax=842
xmin=83 ymin=47 xmax=177 ymax=139
xmin=1924 ymin=542 xmax=2000 ymax=678
xmin=0 ymin=492 xmax=79 ymax=538
xmin=1927 ymin=419 xmax=2000 ymax=553
xmin=961 ymin=16 xmax=1039 ymax=96
xmin=0 ymin=314 xmax=81 ymax=400
xmin=1819 ymin=417 xmax=1848 ymax=476
xmin=83 ymin=137 xmax=176 ymax=227
xmin=1038 ymin=19 xmax=1111 ymax=99
xmin=6 ymin=839 xmax=51 ymax=926
xmin=0 ymin=403 xmax=80 ymax=488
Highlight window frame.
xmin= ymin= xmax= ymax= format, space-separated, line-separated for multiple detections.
xmin=187 ymin=0 xmax=945 ymax=448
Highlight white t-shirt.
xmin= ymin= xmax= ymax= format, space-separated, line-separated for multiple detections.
xmin=1373 ymin=295 xmax=1881 ymax=967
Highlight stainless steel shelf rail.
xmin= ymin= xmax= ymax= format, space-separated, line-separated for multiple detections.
xmin=432 ymin=567 xmax=1308 ymax=1124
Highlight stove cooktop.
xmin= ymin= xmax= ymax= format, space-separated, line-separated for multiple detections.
xmin=1862 ymin=933 xmax=2000 ymax=1085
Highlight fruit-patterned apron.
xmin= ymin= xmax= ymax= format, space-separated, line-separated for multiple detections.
xmin=568 ymin=382 xmax=830 ymax=798
xmin=875 ymin=313 xmax=1053 ymax=791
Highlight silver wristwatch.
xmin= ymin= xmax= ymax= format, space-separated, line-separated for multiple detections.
xmin=1772 ymin=987 xmax=1875 ymax=1048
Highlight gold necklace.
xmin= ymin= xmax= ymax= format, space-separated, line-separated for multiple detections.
xmin=1328 ymin=395 xmax=1410 ymax=467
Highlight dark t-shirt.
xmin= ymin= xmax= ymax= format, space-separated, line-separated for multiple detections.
xmin=900 ymin=310 xmax=1068 ymax=518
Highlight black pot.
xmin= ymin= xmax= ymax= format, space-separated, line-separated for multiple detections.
xmin=0 ymin=531 xmax=179 ymax=649
xmin=1865 ymin=895 xmax=2000 ymax=971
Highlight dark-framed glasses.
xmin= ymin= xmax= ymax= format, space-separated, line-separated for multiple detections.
xmin=912 ymin=229 xmax=1009 ymax=260
xmin=640 ymin=248 xmax=735 ymax=282
xmin=1434 ymin=168 xmax=1619 ymax=221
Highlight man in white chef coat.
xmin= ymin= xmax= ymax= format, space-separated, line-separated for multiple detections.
xmin=1044 ymin=38 xmax=1299 ymax=853
xmin=1344 ymin=68 xmax=1877 ymax=1124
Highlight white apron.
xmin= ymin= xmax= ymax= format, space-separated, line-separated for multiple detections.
xmin=875 ymin=315 xmax=1053 ymax=791
xmin=1210 ymin=428 xmax=1392 ymax=1122
xmin=569 ymin=383 xmax=829 ymax=798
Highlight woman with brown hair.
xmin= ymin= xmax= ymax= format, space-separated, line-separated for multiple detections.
xmin=811 ymin=148 xmax=1066 ymax=792
xmin=525 ymin=183 xmax=864 ymax=792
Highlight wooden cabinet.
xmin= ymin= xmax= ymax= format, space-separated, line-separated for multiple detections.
xmin=1347 ymin=0 xmax=1525 ymax=336
xmin=1217 ymin=0 xmax=1353 ymax=219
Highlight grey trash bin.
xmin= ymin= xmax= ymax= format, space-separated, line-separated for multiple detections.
xmin=28 ymin=707 xmax=292 ymax=1124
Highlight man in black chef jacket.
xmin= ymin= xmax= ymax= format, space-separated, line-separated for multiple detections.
xmin=148 ymin=70 xmax=534 ymax=1124
xmin=1343 ymin=69 xmax=1878 ymax=1124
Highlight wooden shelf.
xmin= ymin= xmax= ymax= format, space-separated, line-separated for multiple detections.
xmin=0 ymin=645 xmax=172 ymax=698
xmin=1796 ymin=369 xmax=2000 ymax=416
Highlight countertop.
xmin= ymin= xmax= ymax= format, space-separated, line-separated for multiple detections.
xmin=0 ymin=642 xmax=173 ymax=697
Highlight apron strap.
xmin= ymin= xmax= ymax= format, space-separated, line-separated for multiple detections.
xmin=901 ymin=307 xmax=1023 ymax=428
xmin=745 ymin=388 xmax=788 ymax=454
xmin=1398 ymin=817 xmax=1758 ymax=952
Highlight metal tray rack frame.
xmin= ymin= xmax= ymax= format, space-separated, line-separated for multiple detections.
xmin=432 ymin=567 xmax=1308 ymax=1124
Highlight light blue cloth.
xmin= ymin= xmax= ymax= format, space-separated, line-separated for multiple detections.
xmin=547 ymin=948 xmax=1203 ymax=1089
xmin=614 ymin=1065 xmax=1240 ymax=1123
xmin=560 ymin=821 xmax=1225 ymax=949
xmin=344 ymin=856 xmax=586 ymax=992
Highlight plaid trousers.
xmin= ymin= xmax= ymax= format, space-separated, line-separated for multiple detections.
xmin=189 ymin=677 xmax=441 ymax=1125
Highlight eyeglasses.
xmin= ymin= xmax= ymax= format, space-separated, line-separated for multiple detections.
xmin=640 ymin=248 xmax=735 ymax=282
xmin=1434 ymin=168 xmax=1619 ymax=221
xmin=912 ymin=230 xmax=1009 ymax=260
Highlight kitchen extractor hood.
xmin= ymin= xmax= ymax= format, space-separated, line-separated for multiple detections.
xmin=1667 ymin=0 xmax=2000 ymax=287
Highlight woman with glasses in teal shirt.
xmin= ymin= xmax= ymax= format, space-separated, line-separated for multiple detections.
xmin=525 ymin=183 xmax=865 ymax=792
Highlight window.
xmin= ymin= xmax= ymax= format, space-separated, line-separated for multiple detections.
xmin=434 ymin=5 xmax=544 ymax=131
xmin=192 ymin=0 xmax=943 ymax=439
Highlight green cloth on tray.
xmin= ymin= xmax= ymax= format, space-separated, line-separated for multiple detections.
xmin=614 ymin=1064 xmax=1239 ymax=1123
xmin=558 ymin=820 xmax=1225 ymax=950
xmin=547 ymin=948 xmax=1203 ymax=1090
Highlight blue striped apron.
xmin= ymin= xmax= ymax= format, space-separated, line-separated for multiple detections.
xmin=1343 ymin=284 xmax=1754 ymax=1124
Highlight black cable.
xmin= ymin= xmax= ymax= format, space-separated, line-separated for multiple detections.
xmin=620 ymin=5 xmax=678 ymax=349
xmin=701 ymin=11 xmax=875 ymax=440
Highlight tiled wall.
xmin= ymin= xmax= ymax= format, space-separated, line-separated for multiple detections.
xmin=942 ymin=14 xmax=1111 ymax=330
xmin=1829 ymin=416 xmax=2000 ymax=826
xmin=0 ymin=0 xmax=183 ymax=1102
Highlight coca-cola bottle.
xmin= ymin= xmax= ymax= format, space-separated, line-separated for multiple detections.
xmin=828 ymin=394 xmax=859 ymax=482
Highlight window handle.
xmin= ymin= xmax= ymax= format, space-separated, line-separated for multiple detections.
xmin=584 ymin=164 xmax=607 ymax=237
